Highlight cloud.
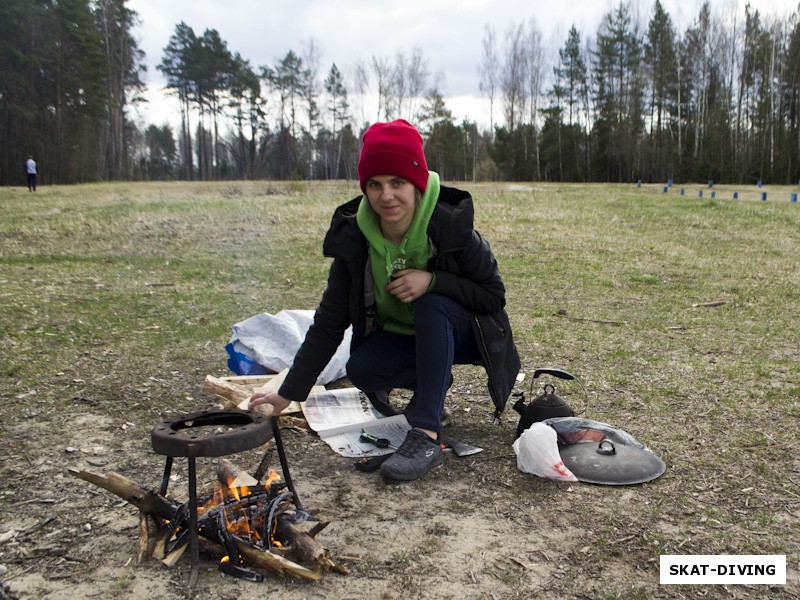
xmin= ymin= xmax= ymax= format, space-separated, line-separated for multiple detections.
xmin=126 ymin=0 xmax=797 ymax=130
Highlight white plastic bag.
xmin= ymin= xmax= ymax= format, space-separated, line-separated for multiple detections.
xmin=512 ymin=422 xmax=578 ymax=482
xmin=226 ymin=310 xmax=351 ymax=384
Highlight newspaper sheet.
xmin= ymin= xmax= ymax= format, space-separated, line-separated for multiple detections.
xmin=301 ymin=388 xmax=410 ymax=458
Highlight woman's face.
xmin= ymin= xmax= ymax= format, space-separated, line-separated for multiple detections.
xmin=364 ymin=175 xmax=417 ymax=230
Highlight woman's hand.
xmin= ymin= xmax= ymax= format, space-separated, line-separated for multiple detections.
xmin=248 ymin=390 xmax=292 ymax=416
xmin=386 ymin=268 xmax=432 ymax=303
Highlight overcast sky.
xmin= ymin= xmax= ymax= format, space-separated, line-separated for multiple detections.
xmin=126 ymin=0 xmax=797 ymax=130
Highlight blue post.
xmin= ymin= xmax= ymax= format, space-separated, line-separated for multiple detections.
xmin=758 ymin=180 xmax=763 ymax=188
xmin=733 ymin=192 xmax=739 ymax=200
xmin=708 ymin=180 xmax=714 ymax=187
xmin=663 ymin=186 xmax=668 ymax=193
xmin=680 ymin=187 xmax=685 ymax=196
xmin=761 ymin=192 xmax=767 ymax=201
xmin=711 ymin=191 xmax=716 ymax=199
xmin=668 ymin=179 xmax=673 ymax=187
xmin=698 ymin=190 xmax=703 ymax=198
xmin=792 ymin=193 xmax=797 ymax=203
xmin=637 ymin=179 xmax=641 ymax=188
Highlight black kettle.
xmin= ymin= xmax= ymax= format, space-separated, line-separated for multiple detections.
xmin=513 ymin=368 xmax=576 ymax=438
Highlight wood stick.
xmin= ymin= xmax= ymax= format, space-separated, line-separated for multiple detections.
xmin=552 ymin=312 xmax=625 ymax=326
xmin=150 ymin=520 xmax=181 ymax=560
xmin=253 ymin=447 xmax=274 ymax=482
xmin=307 ymin=521 xmax=330 ymax=538
xmin=235 ymin=539 xmax=321 ymax=580
xmin=692 ymin=300 xmax=727 ymax=308
xmin=68 ymin=469 xmax=175 ymax=519
xmin=138 ymin=511 xmax=149 ymax=564
xmin=221 ymin=375 xmax=277 ymax=386
xmin=202 ymin=376 xmax=251 ymax=407
xmin=162 ymin=536 xmax=189 ymax=567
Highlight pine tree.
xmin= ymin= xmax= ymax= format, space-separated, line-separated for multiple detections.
xmin=591 ymin=1 xmax=645 ymax=181
xmin=644 ymin=0 xmax=678 ymax=181
xmin=158 ymin=22 xmax=199 ymax=179
xmin=324 ymin=64 xmax=350 ymax=179
xmin=96 ymin=0 xmax=145 ymax=180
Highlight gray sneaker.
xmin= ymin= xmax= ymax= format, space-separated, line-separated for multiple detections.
xmin=380 ymin=428 xmax=444 ymax=481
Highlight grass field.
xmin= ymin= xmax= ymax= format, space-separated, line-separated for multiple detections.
xmin=0 ymin=180 xmax=798 ymax=599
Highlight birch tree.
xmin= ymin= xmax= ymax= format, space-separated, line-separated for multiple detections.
xmin=479 ymin=25 xmax=500 ymax=137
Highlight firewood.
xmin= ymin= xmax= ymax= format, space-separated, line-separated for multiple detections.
xmin=217 ymin=458 xmax=259 ymax=488
xmin=203 ymin=369 xmax=289 ymax=410
xmin=68 ymin=469 xmax=173 ymax=518
xmin=202 ymin=376 xmax=251 ymax=407
xmin=253 ymin=447 xmax=274 ymax=482
xmin=138 ymin=512 xmax=161 ymax=563
xmin=138 ymin=511 xmax=148 ymax=564
xmin=162 ymin=536 xmax=189 ymax=567
xmin=275 ymin=517 xmax=347 ymax=574
xmin=235 ymin=539 xmax=321 ymax=580
xmin=205 ymin=370 xmax=322 ymax=416
xmin=306 ymin=521 xmax=330 ymax=538
xmin=234 ymin=369 xmax=288 ymax=412
xmin=68 ymin=468 xmax=346 ymax=579
xmin=150 ymin=520 xmax=180 ymax=560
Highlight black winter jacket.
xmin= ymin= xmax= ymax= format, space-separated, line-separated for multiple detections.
xmin=279 ymin=184 xmax=520 ymax=417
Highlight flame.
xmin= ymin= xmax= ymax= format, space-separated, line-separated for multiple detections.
xmin=230 ymin=483 xmax=246 ymax=502
xmin=196 ymin=469 xmax=284 ymax=549
xmin=263 ymin=470 xmax=281 ymax=488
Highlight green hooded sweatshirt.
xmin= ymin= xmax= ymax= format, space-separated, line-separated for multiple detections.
xmin=356 ymin=171 xmax=440 ymax=335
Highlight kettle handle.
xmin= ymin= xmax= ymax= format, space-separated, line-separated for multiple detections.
xmin=532 ymin=368 xmax=575 ymax=381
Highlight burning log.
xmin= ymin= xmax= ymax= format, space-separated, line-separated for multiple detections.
xmin=68 ymin=467 xmax=348 ymax=580
xmin=211 ymin=459 xmax=342 ymax=574
xmin=217 ymin=457 xmax=260 ymax=488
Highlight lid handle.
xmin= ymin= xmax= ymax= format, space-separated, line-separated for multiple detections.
xmin=597 ymin=440 xmax=616 ymax=455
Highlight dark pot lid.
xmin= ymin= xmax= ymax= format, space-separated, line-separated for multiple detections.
xmin=559 ymin=440 xmax=666 ymax=485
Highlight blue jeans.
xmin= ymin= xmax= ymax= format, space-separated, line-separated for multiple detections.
xmin=346 ymin=293 xmax=482 ymax=434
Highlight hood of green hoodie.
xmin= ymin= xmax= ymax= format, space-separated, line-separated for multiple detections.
xmin=356 ymin=171 xmax=440 ymax=334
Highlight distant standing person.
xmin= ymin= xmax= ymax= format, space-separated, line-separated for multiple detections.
xmin=25 ymin=155 xmax=37 ymax=192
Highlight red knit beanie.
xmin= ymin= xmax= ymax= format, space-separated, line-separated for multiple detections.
xmin=358 ymin=119 xmax=428 ymax=193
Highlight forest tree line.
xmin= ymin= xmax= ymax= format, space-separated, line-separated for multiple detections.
xmin=2 ymin=0 xmax=800 ymax=185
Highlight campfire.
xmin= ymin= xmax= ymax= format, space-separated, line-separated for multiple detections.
xmin=69 ymin=396 xmax=347 ymax=585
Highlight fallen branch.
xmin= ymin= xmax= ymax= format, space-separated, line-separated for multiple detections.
xmin=552 ymin=311 xmax=625 ymax=326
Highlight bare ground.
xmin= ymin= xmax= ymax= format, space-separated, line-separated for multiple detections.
xmin=1 ymin=366 xmax=798 ymax=600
